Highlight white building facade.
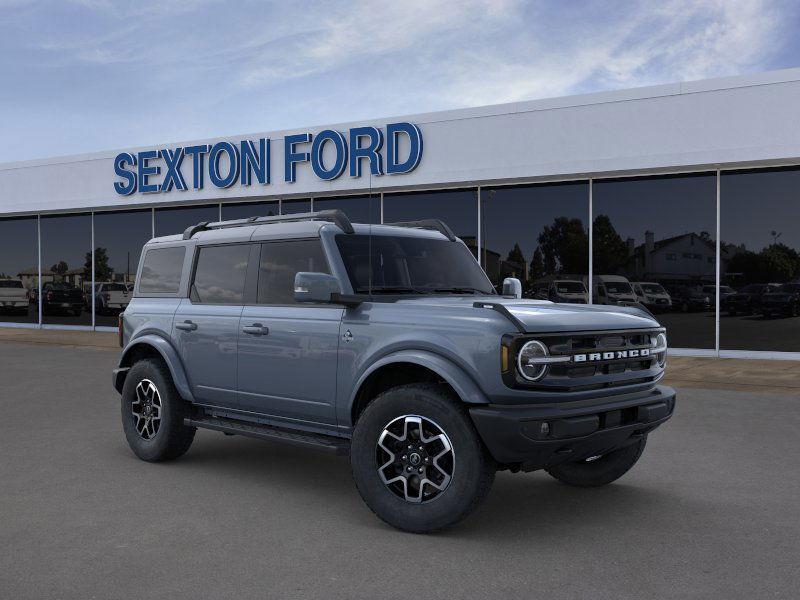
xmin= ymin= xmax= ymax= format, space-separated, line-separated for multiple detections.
xmin=2 ymin=68 xmax=800 ymax=358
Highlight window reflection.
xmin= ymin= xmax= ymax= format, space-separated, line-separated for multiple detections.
xmin=93 ymin=210 xmax=152 ymax=327
xmin=0 ymin=217 xmax=39 ymax=324
xmin=281 ymin=199 xmax=311 ymax=214
xmin=481 ymin=183 xmax=589 ymax=298
xmin=155 ymin=204 xmax=219 ymax=237
xmin=383 ymin=189 xmax=478 ymax=254
xmin=40 ymin=213 xmax=92 ymax=325
xmin=721 ymin=168 xmax=800 ymax=351
xmin=222 ymin=201 xmax=278 ymax=221
xmin=592 ymin=174 xmax=717 ymax=349
xmin=314 ymin=195 xmax=380 ymax=224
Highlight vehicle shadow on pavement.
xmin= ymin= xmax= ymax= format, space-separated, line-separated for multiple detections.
xmin=165 ymin=430 xmax=682 ymax=539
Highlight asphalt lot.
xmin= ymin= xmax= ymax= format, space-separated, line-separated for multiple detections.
xmin=1 ymin=342 xmax=799 ymax=599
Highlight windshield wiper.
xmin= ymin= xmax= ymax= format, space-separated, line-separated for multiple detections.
xmin=354 ymin=286 xmax=427 ymax=295
xmin=431 ymin=287 xmax=488 ymax=295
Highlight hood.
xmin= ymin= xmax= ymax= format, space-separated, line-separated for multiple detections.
xmin=396 ymin=295 xmax=660 ymax=333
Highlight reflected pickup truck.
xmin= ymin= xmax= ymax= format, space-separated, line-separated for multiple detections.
xmin=113 ymin=210 xmax=675 ymax=533
xmin=0 ymin=279 xmax=29 ymax=314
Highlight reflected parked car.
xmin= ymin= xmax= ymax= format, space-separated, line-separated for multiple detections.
xmin=759 ymin=283 xmax=800 ymax=318
xmin=32 ymin=282 xmax=84 ymax=315
xmin=722 ymin=283 xmax=781 ymax=316
xmin=703 ymin=285 xmax=736 ymax=303
xmin=87 ymin=282 xmax=132 ymax=314
xmin=590 ymin=275 xmax=638 ymax=306
xmin=0 ymin=279 xmax=29 ymax=314
xmin=671 ymin=286 xmax=711 ymax=312
xmin=632 ymin=282 xmax=672 ymax=312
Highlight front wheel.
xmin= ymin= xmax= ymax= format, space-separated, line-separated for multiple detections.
xmin=121 ymin=358 xmax=196 ymax=462
xmin=350 ymin=383 xmax=495 ymax=533
xmin=545 ymin=436 xmax=647 ymax=487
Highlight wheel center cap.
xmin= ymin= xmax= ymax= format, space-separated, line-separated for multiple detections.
xmin=409 ymin=453 xmax=421 ymax=466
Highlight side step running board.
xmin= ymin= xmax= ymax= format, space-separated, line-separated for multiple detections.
xmin=184 ymin=416 xmax=350 ymax=455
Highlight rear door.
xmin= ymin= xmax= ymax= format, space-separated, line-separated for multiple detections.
xmin=173 ymin=243 xmax=255 ymax=409
xmin=237 ymin=239 xmax=343 ymax=428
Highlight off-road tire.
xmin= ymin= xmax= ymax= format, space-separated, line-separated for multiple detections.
xmin=121 ymin=358 xmax=196 ymax=462
xmin=545 ymin=436 xmax=647 ymax=487
xmin=350 ymin=383 xmax=495 ymax=533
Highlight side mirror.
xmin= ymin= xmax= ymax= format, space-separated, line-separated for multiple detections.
xmin=502 ymin=277 xmax=522 ymax=299
xmin=294 ymin=272 xmax=342 ymax=303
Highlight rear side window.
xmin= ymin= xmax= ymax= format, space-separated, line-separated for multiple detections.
xmin=258 ymin=240 xmax=329 ymax=304
xmin=139 ymin=247 xmax=186 ymax=294
xmin=191 ymin=244 xmax=251 ymax=304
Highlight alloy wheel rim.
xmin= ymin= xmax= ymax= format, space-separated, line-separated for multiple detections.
xmin=131 ymin=379 xmax=162 ymax=441
xmin=376 ymin=415 xmax=455 ymax=503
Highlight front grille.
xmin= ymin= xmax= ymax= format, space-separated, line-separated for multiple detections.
xmin=509 ymin=328 xmax=664 ymax=393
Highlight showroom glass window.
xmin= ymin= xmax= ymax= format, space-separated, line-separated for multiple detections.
xmin=721 ymin=167 xmax=800 ymax=352
xmin=155 ymin=204 xmax=219 ymax=237
xmin=383 ymin=189 xmax=478 ymax=255
xmin=92 ymin=210 xmax=152 ymax=327
xmin=281 ymin=199 xmax=311 ymax=215
xmin=222 ymin=201 xmax=279 ymax=221
xmin=40 ymin=213 xmax=92 ymax=326
xmin=592 ymin=174 xmax=717 ymax=349
xmin=314 ymin=195 xmax=380 ymax=224
xmin=0 ymin=216 xmax=39 ymax=324
xmin=481 ymin=182 xmax=589 ymax=297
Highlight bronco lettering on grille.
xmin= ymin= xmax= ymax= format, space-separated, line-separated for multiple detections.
xmin=573 ymin=348 xmax=651 ymax=363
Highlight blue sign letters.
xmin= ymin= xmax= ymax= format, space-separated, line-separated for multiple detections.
xmin=113 ymin=122 xmax=422 ymax=195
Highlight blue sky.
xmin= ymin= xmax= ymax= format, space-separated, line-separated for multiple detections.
xmin=1 ymin=0 xmax=798 ymax=163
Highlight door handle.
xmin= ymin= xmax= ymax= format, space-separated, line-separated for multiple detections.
xmin=242 ymin=323 xmax=268 ymax=335
xmin=175 ymin=320 xmax=198 ymax=332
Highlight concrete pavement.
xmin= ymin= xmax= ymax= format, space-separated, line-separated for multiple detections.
xmin=0 ymin=341 xmax=798 ymax=599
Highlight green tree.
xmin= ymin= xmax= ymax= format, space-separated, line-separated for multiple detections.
xmin=591 ymin=214 xmax=629 ymax=274
xmin=84 ymin=247 xmax=113 ymax=283
xmin=506 ymin=243 xmax=525 ymax=265
xmin=529 ymin=246 xmax=545 ymax=282
xmin=537 ymin=217 xmax=589 ymax=275
xmin=50 ymin=261 xmax=68 ymax=276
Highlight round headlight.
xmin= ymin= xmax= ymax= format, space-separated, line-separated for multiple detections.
xmin=652 ymin=332 xmax=667 ymax=367
xmin=517 ymin=340 xmax=550 ymax=381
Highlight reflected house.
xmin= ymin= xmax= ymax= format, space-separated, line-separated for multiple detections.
xmin=626 ymin=231 xmax=716 ymax=285
xmin=463 ymin=237 xmax=527 ymax=288
xmin=16 ymin=266 xmax=87 ymax=290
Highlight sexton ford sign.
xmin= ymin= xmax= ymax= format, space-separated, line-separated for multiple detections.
xmin=112 ymin=122 xmax=423 ymax=196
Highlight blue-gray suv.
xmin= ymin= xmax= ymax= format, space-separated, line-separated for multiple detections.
xmin=113 ymin=210 xmax=675 ymax=532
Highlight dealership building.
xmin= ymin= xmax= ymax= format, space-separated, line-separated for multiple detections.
xmin=1 ymin=68 xmax=800 ymax=359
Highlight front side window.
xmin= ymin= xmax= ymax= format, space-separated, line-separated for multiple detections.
xmin=258 ymin=240 xmax=329 ymax=304
xmin=139 ymin=247 xmax=186 ymax=294
xmin=336 ymin=234 xmax=495 ymax=295
xmin=191 ymin=244 xmax=250 ymax=304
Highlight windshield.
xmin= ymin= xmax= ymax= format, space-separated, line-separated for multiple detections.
xmin=604 ymin=282 xmax=632 ymax=294
xmin=336 ymin=234 xmax=495 ymax=295
xmin=640 ymin=283 xmax=666 ymax=294
xmin=555 ymin=281 xmax=585 ymax=294
xmin=0 ymin=280 xmax=23 ymax=288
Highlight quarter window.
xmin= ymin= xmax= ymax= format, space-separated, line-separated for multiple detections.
xmin=258 ymin=240 xmax=329 ymax=304
xmin=139 ymin=247 xmax=186 ymax=294
xmin=191 ymin=244 xmax=250 ymax=304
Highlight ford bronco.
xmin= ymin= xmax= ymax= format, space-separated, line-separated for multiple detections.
xmin=113 ymin=210 xmax=675 ymax=532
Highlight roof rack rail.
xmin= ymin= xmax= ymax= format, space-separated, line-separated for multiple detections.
xmin=182 ymin=209 xmax=354 ymax=240
xmin=383 ymin=219 xmax=457 ymax=241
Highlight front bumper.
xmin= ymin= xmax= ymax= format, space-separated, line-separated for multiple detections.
xmin=469 ymin=385 xmax=676 ymax=471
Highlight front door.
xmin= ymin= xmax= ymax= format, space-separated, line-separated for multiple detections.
xmin=173 ymin=243 xmax=253 ymax=408
xmin=237 ymin=239 xmax=342 ymax=428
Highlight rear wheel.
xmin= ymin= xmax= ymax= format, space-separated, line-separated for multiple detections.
xmin=121 ymin=358 xmax=196 ymax=462
xmin=545 ymin=437 xmax=647 ymax=487
xmin=350 ymin=383 xmax=495 ymax=533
